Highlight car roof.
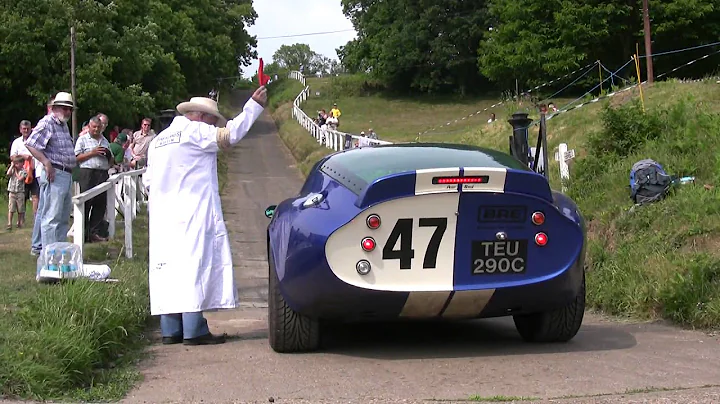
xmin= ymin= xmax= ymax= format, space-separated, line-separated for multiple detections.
xmin=318 ymin=142 xmax=533 ymax=194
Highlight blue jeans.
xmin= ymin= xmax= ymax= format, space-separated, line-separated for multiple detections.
xmin=160 ymin=312 xmax=211 ymax=339
xmin=38 ymin=169 xmax=72 ymax=249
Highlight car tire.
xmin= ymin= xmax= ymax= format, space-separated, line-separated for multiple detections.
xmin=512 ymin=272 xmax=586 ymax=343
xmin=268 ymin=251 xmax=321 ymax=353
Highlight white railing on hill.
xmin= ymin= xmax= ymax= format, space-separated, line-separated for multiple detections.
xmin=286 ymin=71 xmax=572 ymax=189
xmin=288 ymin=71 xmax=393 ymax=151
xmin=71 ymin=168 xmax=147 ymax=258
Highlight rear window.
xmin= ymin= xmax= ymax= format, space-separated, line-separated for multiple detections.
xmin=320 ymin=143 xmax=530 ymax=194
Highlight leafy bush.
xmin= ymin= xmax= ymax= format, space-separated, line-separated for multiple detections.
xmin=568 ymin=95 xmax=720 ymax=329
xmin=325 ymin=74 xmax=386 ymax=99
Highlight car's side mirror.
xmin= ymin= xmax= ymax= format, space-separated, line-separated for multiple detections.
xmin=264 ymin=205 xmax=277 ymax=219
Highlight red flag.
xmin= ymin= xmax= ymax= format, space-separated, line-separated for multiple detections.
xmin=258 ymin=58 xmax=270 ymax=86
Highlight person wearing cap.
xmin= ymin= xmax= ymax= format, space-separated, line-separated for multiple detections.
xmin=108 ymin=131 xmax=129 ymax=167
xmin=24 ymin=91 xmax=77 ymax=261
xmin=142 ymin=86 xmax=267 ymax=346
xmin=330 ymin=103 xmax=341 ymax=119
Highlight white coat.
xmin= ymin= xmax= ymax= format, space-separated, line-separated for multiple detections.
xmin=142 ymin=98 xmax=265 ymax=315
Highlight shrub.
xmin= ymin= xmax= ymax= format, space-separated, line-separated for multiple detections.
xmin=568 ymin=95 xmax=720 ymax=329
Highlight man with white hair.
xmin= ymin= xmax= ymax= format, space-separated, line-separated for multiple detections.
xmin=143 ymin=86 xmax=267 ymax=346
xmin=24 ymin=92 xmax=77 ymax=257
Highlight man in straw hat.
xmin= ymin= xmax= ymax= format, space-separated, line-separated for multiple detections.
xmin=24 ymin=91 xmax=77 ymax=264
xmin=142 ymin=86 xmax=267 ymax=345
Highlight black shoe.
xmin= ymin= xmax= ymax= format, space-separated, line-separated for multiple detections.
xmin=183 ymin=333 xmax=227 ymax=346
xmin=162 ymin=335 xmax=183 ymax=345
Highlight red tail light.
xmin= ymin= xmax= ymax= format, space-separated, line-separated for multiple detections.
xmin=361 ymin=237 xmax=376 ymax=251
xmin=432 ymin=175 xmax=489 ymax=184
xmin=535 ymin=232 xmax=548 ymax=246
xmin=366 ymin=214 xmax=381 ymax=229
xmin=531 ymin=211 xmax=545 ymax=225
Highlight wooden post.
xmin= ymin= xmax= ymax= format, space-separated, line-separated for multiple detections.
xmin=73 ymin=202 xmax=85 ymax=256
xmin=70 ymin=26 xmax=78 ymax=142
xmin=106 ymin=178 xmax=116 ymax=238
xmin=124 ymin=176 xmax=133 ymax=258
xmin=642 ymin=0 xmax=654 ymax=83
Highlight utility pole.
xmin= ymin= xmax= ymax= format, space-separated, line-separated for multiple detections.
xmin=642 ymin=0 xmax=654 ymax=83
xmin=70 ymin=25 xmax=78 ymax=141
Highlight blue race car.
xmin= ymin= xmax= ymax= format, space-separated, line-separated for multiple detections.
xmin=264 ymin=143 xmax=586 ymax=353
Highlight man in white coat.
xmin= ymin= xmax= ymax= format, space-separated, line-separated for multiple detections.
xmin=142 ymin=86 xmax=268 ymax=345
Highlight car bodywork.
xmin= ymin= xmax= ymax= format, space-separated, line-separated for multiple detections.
xmin=265 ymin=143 xmax=586 ymax=353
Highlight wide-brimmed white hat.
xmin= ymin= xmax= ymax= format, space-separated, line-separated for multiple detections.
xmin=176 ymin=97 xmax=227 ymax=127
xmin=51 ymin=92 xmax=74 ymax=108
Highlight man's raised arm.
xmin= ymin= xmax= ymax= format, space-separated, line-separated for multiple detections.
xmin=216 ymin=86 xmax=268 ymax=149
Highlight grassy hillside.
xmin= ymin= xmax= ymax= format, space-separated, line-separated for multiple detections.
xmin=266 ymin=78 xmax=329 ymax=178
xmin=290 ymin=74 xmax=720 ymax=330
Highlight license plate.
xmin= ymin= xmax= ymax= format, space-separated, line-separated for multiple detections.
xmin=471 ymin=240 xmax=528 ymax=275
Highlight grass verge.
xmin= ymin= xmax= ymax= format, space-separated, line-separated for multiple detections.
xmin=567 ymin=93 xmax=720 ymax=329
xmin=0 ymin=198 xmax=152 ymax=401
xmin=293 ymin=73 xmax=720 ymax=329
xmin=269 ymin=77 xmax=331 ymax=178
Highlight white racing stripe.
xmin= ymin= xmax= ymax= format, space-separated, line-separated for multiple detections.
xmin=325 ymin=192 xmax=459 ymax=292
xmin=441 ymin=290 xmax=496 ymax=318
xmin=458 ymin=167 xmax=507 ymax=192
xmin=399 ymin=292 xmax=451 ymax=318
xmin=415 ymin=168 xmax=461 ymax=195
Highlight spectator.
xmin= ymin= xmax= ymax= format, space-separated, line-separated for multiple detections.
xmin=6 ymin=155 xmax=28 ymax=230
xmin=488 ymin=113 xmax=496 ymax=124
xmin=10 ymin=120 xmax=40 ymax=217
xmin=24 ymin=91 xmax=77 ymax=261
xmin=367 ymin=128 xmax=378 ymax=139
xmin=330 ymin=103 xmax=341 ymax=119
xmin=29 ymin=95 xmax=55 ymax=256
xmin=129 ymin=118 xmax=156 ymax=168
xmin=97 ymin=113 xmax=110 ymax=140
xmin=326 ymin=114 xmax=339 ymax=130
xmin=74 ymin=116 xmax=111 ymax=243
xmin=357 ymin=132 xmax=372 ymax=148
xmin=108 ymin=132 xmax=130 ymax=173
xmin=108 ymin=125 xmax=120 ymax=143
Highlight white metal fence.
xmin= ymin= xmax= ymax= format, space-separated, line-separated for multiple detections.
xmin=288 ymin=71 xmax=392 ymax=151
xmin=286 ymin=71 xmax=573 ymax=188
xmin=70 ymin=168 xmax=147 ymax=258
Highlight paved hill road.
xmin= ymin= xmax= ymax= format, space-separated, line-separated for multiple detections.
xmin=121 ymin=93 xmax=720 ymax=404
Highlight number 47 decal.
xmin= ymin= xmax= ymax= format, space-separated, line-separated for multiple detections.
xmin=382 ymin=218 xmax=448 ymax=270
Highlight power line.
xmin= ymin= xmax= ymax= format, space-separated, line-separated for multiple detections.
xmin=256 ymin=29 xmax=355 ymax=40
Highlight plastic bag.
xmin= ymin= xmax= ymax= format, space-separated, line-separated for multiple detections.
xmin=36 ymin=242 xmax=83 ymax=281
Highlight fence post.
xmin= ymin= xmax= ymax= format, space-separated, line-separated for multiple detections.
xmin=124 ymin=176 xmax=134 ymax=258
xmin=558 ymin=143 xmax=571 ymax=192
xmin=72 ymin=202 xmax=85 ymax=255
xmin=130 ymin=175 xmax=138 ymax=219
xmin=106 ymin=178 xmax=116 ymax=238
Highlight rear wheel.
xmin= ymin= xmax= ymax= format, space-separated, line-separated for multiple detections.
xmin=512 ymin=273 xmax=585 ymax=343
xmin=268 ymin=251 xmax=321 ymax=353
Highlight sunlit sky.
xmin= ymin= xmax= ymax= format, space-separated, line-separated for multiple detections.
xmin=241 ymin=0 xmax=357 ymax=78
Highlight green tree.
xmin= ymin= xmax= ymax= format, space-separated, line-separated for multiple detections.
xmin=0 ymin=0 xmax=258 ymax=154
xmin=339 ymin=0 xmax=491 ymax=94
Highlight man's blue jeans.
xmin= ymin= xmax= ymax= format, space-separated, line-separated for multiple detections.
xmin=160 ymin=312 xmax=211 ymax=339
xmin=38 ymin=169 xmax=72 ymax=249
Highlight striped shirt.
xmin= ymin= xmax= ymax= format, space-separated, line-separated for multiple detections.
xmin=24 ymin=114 xmax=76 ymax=169
xmin=75 ymin=133 xmax=111 ymax=170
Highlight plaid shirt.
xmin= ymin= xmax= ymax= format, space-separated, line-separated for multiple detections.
xmin=24 ymin=114 xmax=76 ymax=169
xmin=75 ymin=133 xmax=110 ymax=170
